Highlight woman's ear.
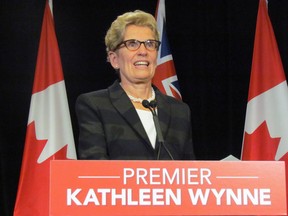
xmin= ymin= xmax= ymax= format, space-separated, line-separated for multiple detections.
xmin=108 ymin=51 xmax=119 ymax=69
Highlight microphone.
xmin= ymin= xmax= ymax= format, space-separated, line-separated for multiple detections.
xmin=149 ymin=100 xmax=157 ymax=109
xmin=142 ymin=99 xmax=152 ymax=111
xmin=142 ymin=99 xmax=174 ymax=160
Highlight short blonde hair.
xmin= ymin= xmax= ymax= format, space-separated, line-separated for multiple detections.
xmin=105 ymin=10 xmax=159 ymax=53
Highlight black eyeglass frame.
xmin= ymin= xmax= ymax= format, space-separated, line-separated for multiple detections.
xmin=114 ymin=39 xmax=161 ymax=51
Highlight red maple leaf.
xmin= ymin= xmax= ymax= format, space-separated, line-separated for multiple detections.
xmin=14 ymin=122 xmax=69 ymax=216
xmin=243 ymin=121 xmax=288 ymax=214
xmin=242 ymin=121 xmax=280 ymax=160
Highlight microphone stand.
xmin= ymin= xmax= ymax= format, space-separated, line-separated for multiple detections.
xmin=142 ymin=100 xmax=174 ymax=160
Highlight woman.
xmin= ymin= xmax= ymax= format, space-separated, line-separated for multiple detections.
xmin=76 ymin=10 xmax=195 ymax=160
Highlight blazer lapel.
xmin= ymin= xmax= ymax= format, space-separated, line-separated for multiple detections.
xmin=108 ymin=81 xmax=152 ymax=147
xmin=154 ymin=89 xmax=171 ymax=143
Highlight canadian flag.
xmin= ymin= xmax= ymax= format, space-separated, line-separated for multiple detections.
xmin=13 ymin=1 xmax=77 ymax=215
xmin=241 ymin=0 xmax=288 ymax=210
xmin=153 ymin=0 xmax=182 ymax=100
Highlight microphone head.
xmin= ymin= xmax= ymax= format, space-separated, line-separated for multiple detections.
xmin=149 ymin=100 xmax=157 ymax=108
xmin=142 ymin=100 xmax=150 ymax=108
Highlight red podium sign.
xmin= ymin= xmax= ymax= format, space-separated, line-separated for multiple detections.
xmin=50 ymin=160 xmax=286 ymax=215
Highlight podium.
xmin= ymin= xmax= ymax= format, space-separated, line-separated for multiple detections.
xmin=50 ymin=160 xmax=286 ymax=215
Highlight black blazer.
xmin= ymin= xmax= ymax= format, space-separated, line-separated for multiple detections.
xmin=75 ymin=80 xmax=195 ymax=160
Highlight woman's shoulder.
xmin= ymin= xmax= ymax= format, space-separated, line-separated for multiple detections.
xmin=77 ymin=89 xmax=109 ymax=103
xmin=156 ymin=89 xmax=189 ymax=107
xmin=77 ymin=80 xmax=119 ymax=100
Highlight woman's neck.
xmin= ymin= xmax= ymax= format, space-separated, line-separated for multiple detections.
xmin=120 ymin=82 xmax=154 ymax=101
xmin=120 ymin=82 xmax=155 ymax=110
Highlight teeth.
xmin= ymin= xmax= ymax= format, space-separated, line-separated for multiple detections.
xmin=135 ymin=61 xmax=149 ymax=66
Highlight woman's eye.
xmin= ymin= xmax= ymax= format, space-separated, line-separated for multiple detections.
xmin=128 ymin=42 xmax=137 ymax=47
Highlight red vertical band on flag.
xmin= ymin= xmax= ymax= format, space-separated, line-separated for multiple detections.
xmin=13 ymin=2 xmax=77 ymax=216
xmin=242 ymin=0 xmax=288 ymax=212
xmin=32 ymin=3 xmax=63 ymax=94
xmin=247 ymin=0 xmax=286 ymax=101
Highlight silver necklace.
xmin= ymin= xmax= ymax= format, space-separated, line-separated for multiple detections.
xmin=127 ymin=88 xmax=155 ymax=103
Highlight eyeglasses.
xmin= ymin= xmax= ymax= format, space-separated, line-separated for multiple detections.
xmin=115 ymin=39 xmax=161 ymax=51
